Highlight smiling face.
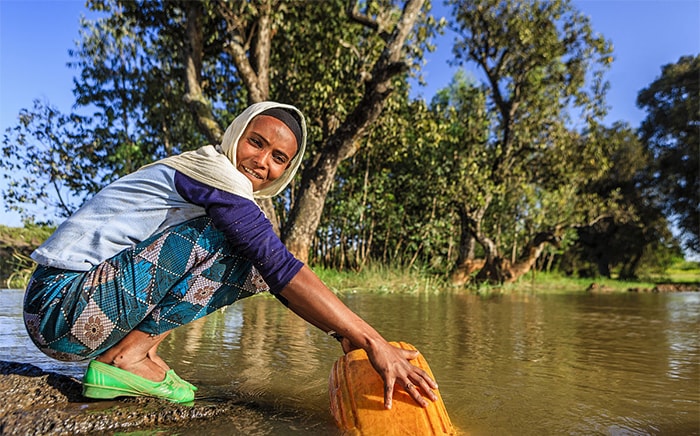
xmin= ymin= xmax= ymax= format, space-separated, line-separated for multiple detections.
xmin=235 ymin=115 xmax=299 ymax=192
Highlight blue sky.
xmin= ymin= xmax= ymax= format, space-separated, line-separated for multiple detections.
xmin=1 ymin=0 xmax=699 ymax=227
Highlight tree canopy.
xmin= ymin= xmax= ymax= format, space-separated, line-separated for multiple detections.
xmin=637 ymin=55 xmax=699 ymax=254
xmin=1 ymin=0 xmax=691 ymax=283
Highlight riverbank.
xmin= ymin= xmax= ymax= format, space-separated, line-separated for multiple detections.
xmin=0 ymin=360 xmax=280 ymax=435
xmin=314 ymin=265 xmax=699 ymax=295
xmin=3 ymin=223 xmax=698 ymax=291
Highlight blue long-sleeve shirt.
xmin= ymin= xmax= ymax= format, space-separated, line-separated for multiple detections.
xmin=31 ymin=164 xmax=303 ymax=294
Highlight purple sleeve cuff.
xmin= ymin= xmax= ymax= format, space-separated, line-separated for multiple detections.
xmin=174 ymin=172 xmax=303 ymax=294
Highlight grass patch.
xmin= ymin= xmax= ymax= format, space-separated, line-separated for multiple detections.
xmin=506 ymin=271 xmax=656 ymax=293
xmin=311 ymin=265 xmax=659 ymax=295
xmin=313 ymin=264 xmax=451 ymax=295
xmin=649 ymin=259 xmax=700 ymax=284
xmin=0 ymin=223 xmax=54 ymax=289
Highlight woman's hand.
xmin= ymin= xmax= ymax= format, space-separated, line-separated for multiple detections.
xmin=364 ymin=341 xmax=438 ymax=409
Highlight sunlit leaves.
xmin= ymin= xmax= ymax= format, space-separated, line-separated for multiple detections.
xmin=1 ymin=101 xmax=102 ymax=222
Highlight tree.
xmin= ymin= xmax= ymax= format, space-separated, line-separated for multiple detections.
xmin=1 ymin=1 xmax=230 ymax=225
xmin=1 ymin=102 xmax=100 ymax=220
xmin=637 ymin=55 xmax=699 ymax=254
xmin=560 ymin=123 xmax=675 ymax=279
xmin=428 ymin=70 xmax=491 ymax=281
xmin=280 ymin=0 xmax=434 ymax=261
xmin=445 ymin=0 xmax=613 ymax=284
xmin=1 ymin=0 xmax=438 ymax=263
xmin=314 ymin=84 xmax=460 ymax=271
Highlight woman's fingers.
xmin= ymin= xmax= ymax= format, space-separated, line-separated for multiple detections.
xmin=403 ymin=380 xmax=430 ymax=408
xmin=411 ymin=371 xmax=439 ymax=400
xmin=372 ymin=345 xmax=439 ymax=409
xmin=399 ymin=347 xmax=439 ymax=392
xmin=400 ymin=348 xmax=420 ymax=360
xmin=413 ymin=364 xmax=439 ymax=392
xmin=384 ymin=376 xmax=396 ymax=409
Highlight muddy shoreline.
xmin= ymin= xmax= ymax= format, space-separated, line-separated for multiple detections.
xmin=0 ymin=360 xmax=288 ymax=435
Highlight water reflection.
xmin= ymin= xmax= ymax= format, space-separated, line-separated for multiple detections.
xmin=1 ymin=288 xmax=698 ymax=435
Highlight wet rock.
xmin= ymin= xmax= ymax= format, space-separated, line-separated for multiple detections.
xmin=0 ymin=360 xmax=260 ymax=435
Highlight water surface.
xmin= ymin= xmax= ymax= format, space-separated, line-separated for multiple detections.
xmin=2 ymin=288 xmax=698 ymax=435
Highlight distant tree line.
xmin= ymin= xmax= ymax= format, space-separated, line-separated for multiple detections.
xmin=2 ymin=0 xmax=696 ymax=285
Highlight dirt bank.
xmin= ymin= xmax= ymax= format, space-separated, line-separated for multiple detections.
xmin=0 ymin=360 xmax=278 ymax=435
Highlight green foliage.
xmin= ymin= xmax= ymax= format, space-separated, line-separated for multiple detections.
xmin=557 ymin=122 xmax=676 ymax=279
xmin=662 ymin=259 xmax=700 ymax=284
xmin=432 ymin=0 xmax=615 ymax=283
xmin=637 ymin=54 xmax=699 ymax=254
xmin=313 ymin=86 xmax=459 ymax=270
xmin=1 ymin=101 xmax=104 ymax=221
xmin=73 ymin=0 xmax=241 ymax=160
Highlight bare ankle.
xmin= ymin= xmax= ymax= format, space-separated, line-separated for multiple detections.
xmin=95 ymin=330 xmax=172 ymax=381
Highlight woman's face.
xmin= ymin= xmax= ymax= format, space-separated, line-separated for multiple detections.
xmin=236 ymin=115 xmax=298 ymax=191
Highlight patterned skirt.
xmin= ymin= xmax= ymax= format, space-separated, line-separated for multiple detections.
xmin=23 ymin=217 xmax=269 ymax=361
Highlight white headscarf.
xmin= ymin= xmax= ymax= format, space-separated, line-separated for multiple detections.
xmin=148 ymin=101 xmax=307 ymax=200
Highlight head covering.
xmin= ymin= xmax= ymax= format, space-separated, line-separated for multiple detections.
xmin=147 ymin=101 xmax=307 ymax=200
xmin=259 ymin=107 xmax=303 ymax=149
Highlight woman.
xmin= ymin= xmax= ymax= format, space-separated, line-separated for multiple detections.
xmin=23 ymin=101 xmax=437 ymax=409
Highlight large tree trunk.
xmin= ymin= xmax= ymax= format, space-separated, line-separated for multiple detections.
xmin=474 ymin=239 xmax=507 ymax=284
xmin=184 ymin=1 xmax=281 ymax=234
xmin=282 ymin=0 xmax=426 ymax=262
xmin=451 ymin=195 xmax=560 ymax=285
xmin=182 ymin=1 xmax=223 ymax=144
xmin=450 ymin=202 xmax=482 ymax=285
xmin=450 ymin=197 xmax=495 ymax=284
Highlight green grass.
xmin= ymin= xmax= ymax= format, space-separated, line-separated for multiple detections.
xmin=653 ymin=259 xmax=700 ymax=283
xmin=312 ymin=265 xmax=659 ymax=294
xmin=313 ymin=264 xmax=451 ymax=295
xmin=312 ymin=261 xmax=700 ymax=295
xmin=0 ymin=223 xmax=55 ymax=289
xmin=506 ymin=271 xmax=656 ymax=293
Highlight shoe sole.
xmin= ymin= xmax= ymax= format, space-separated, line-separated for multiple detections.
xmin=83 ymin=383 xmax=142 ymax=399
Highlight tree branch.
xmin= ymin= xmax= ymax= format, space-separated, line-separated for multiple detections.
xmin=218 ymin=2 xmax=272 ymax=104
xmin=183 ymin=1 xmax=223 ymax=143
xmin=346 ymin=0 xmax=390 ymax=40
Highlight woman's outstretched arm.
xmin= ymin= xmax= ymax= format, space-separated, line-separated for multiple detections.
xmin=278 ymin=265 xmax=438 ymax=409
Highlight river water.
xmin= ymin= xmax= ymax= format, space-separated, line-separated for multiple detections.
xmin=2 ymin=288 xmax=699 ymax=435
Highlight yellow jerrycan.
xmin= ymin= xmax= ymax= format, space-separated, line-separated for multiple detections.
xmin=329 ymin=341 xmax=456 ymax=435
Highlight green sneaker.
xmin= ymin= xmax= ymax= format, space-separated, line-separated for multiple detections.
xmin=168 ymin=370 xmax=198 ymax=391
xmin=83 ymin=360 xmax=195 ymax=403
